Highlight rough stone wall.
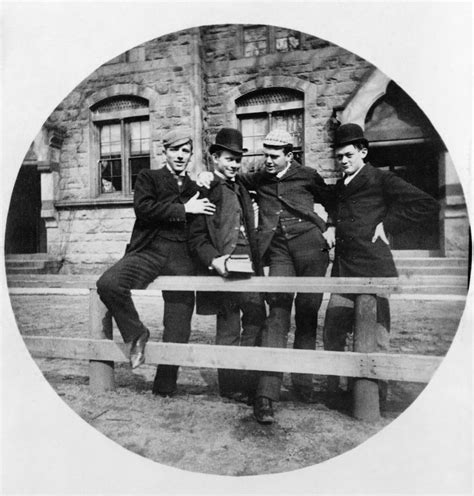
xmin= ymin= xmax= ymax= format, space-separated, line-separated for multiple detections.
xmin=57 ymin=207 xmax=135 ymax=274
xmin=200 ymin=24 xmax=373 ymax=180
xmin=47 ymin=29 xmax=197 ymax=202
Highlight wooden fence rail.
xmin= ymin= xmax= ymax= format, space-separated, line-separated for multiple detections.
xmin=7 ymin=274 xmax=468 ymax=421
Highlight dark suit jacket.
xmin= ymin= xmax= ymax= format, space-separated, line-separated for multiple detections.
xmin=188 ymin=176 xmax=262 ymax=315
xmin=332 ymin=163 xmax=439 ymax=278
xmin=239 ymin=160 xmax=335 ymax=261
xmin=125 ymin=167 xmax=199 ymax=254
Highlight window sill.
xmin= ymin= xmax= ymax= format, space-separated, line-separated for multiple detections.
xmin=55 ymin=196 xmax=134 ymax=209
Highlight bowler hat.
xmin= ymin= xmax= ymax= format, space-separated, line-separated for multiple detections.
xmin=163 ymin=130 xmax=193 ymax=149
xmin=209 ymin=128 xmax=248 ymax=155
xmin=333 ymin=123 xmax=368 ymax=148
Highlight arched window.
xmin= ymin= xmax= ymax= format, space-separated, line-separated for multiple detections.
xmin=236 ymin=88 xmax=304 ymax=172
xmin=91 ymin=95 xmax=150 ymax=196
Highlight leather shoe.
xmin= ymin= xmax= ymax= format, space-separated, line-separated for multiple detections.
xmin=153 ymin=389 xmax=177 ymax=398
xmin=129 ymin=328 xmax=150 ymax=369
xmin=221 ymin=391 xmax=255 ymax=405
xmin=253 ymin=396 xmax=274 ymax=424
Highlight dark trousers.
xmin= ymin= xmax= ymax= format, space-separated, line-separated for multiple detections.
xmin=323 ymin=293 xmax=390 ymax=395
xmin=216 ymin=291 xmax=266 ymax=396
xmin=256 ymin=227 xmax=329 ymax=401
xmin=96 ymin=237 xmax=195 ymax=394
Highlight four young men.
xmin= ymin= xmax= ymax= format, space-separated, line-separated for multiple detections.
xmin=96 ymin=123 xmax=439 ymax=423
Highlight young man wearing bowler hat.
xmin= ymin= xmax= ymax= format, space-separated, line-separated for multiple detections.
xmin=96 ymin=130 xmax=216 ymax=397
xmin=323 ymin=123 xmax=439 ymax=409
xmin=188 ymin=128 xmax=266 ymax=403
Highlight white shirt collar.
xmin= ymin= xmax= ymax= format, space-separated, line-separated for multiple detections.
xmin=276 ymin=162 xmax=291 ymax=179
xmin=166 ymin=164 xmax=187 ymax=177
xmin=344 ymin=163 xmax=366 ymax=185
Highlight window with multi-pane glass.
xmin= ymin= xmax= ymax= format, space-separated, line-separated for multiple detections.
xmin=93 ymin=96 xmax=150 ymax=196
xmin=236 ymin=89 xmax=304 ymax=172
xmin=243 ymin=25 xmax=268 ymax=57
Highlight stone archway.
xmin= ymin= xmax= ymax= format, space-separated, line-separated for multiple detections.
xmin=335 ymin=69 xmax=468 ymax=257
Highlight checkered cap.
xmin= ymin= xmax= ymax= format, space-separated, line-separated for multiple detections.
xmin=162 ymin=130 xmax=192 ymax=148
xmin=263 ymin=129 xmax=294 ymax=147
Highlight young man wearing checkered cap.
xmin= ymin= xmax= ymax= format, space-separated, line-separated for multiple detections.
xmin=234 ymin=129 xmax=336 ymax=423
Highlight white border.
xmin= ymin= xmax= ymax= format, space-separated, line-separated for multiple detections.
xmin=1 ymin=2 xmax=472 ymax=494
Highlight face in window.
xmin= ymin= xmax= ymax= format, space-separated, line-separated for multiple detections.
xmin=212 ymin=150 xmax=242 ymax=180
xmin=335 ymin=144 xmax=368 ymax=176
xmin=164 ymin=142 xmax=192 ymax=174
xmin=262 ymin=146 xmax=292 ymax=175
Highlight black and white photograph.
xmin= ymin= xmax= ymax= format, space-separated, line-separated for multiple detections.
xmin=1 ymin=1 xmax=472 ymax=493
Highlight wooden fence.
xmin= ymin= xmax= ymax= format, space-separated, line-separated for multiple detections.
xmin=7 ymin=273 xmax=468 ymax=421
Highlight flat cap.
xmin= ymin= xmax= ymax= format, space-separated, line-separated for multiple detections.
xmin=162 ymin=130 xmax=193 ymax=148
xmin=263 ymin=129 xmax=294 ymax=147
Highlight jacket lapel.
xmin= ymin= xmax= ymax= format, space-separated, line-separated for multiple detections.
xmin=340 ymin=164 xmax=370 ymax=199
xmin=162 ymin=166 xmax=180 ymax=192
xmin=279 ymin=161 xmax=299 ymax=180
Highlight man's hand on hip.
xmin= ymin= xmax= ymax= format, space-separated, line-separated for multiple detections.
xmin=372 ymin=222 xmax=390 ymax=245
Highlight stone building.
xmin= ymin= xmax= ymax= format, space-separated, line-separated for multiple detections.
xmin=4 ymin=24 xmax=469 ymax=274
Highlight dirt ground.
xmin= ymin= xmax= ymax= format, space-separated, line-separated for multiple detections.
xmin=8 ymin=293 xmax=465 ymax=476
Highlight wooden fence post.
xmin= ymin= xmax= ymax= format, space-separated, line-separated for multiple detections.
xmin=89 ymin=288 xmax=115 ymax=392
xmin=353 ymin=294 xmax=380 ymax=421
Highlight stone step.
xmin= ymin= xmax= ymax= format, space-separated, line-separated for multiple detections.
xmin=394 ymin=257 xmax=468 ymax=268
xmin=4 ymin=255 xmax=62 ymax=275
xmin=396 ymin=266 xmax=468 ymax=276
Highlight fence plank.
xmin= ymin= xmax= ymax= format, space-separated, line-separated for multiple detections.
xmin=6 ymin=274 xmax=468 ymax=295
xmin=22 ymin=336 xmax=442 ymax=383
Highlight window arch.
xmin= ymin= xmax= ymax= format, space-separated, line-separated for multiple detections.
xmin=91 ymin=95 xmax=150 ymax=196
xmin=236 ymin=88 xmax=304 ymax=171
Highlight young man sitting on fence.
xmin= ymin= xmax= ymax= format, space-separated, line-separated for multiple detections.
xmin=96 ymin=130 xmax=216 ymax=397
xmin=323 ymin=123 xmax=440 ymax=409
xmin=188 ymin=128 xmax=266 ymax=404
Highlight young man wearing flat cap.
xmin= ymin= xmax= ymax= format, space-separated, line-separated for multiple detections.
xmin=188 ymin=128 xmax=266 ymax=403
xmin=323 ymin=123 xmax=439 ymax=408
xmin=96 ymin=130 xmax=216 ymax=397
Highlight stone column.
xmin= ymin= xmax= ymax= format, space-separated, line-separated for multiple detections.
xmin=33 ymin=126 xmax=64 ymax=257
xmin=440 ymin=151 xmax=469 ymax=257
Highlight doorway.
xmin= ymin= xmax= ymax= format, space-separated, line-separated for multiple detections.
xmin=4 ymin=164 xmax=46 ymax=254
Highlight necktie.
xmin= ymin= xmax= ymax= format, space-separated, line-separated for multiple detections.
xmin=173 ymin=174 xmax=184 ymax=190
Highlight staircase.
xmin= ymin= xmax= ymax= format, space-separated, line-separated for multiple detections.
xmin=4 ymin=254 xmax=63 ymax=274
xmin=394 ymin=256 xmax=469 ymax=277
